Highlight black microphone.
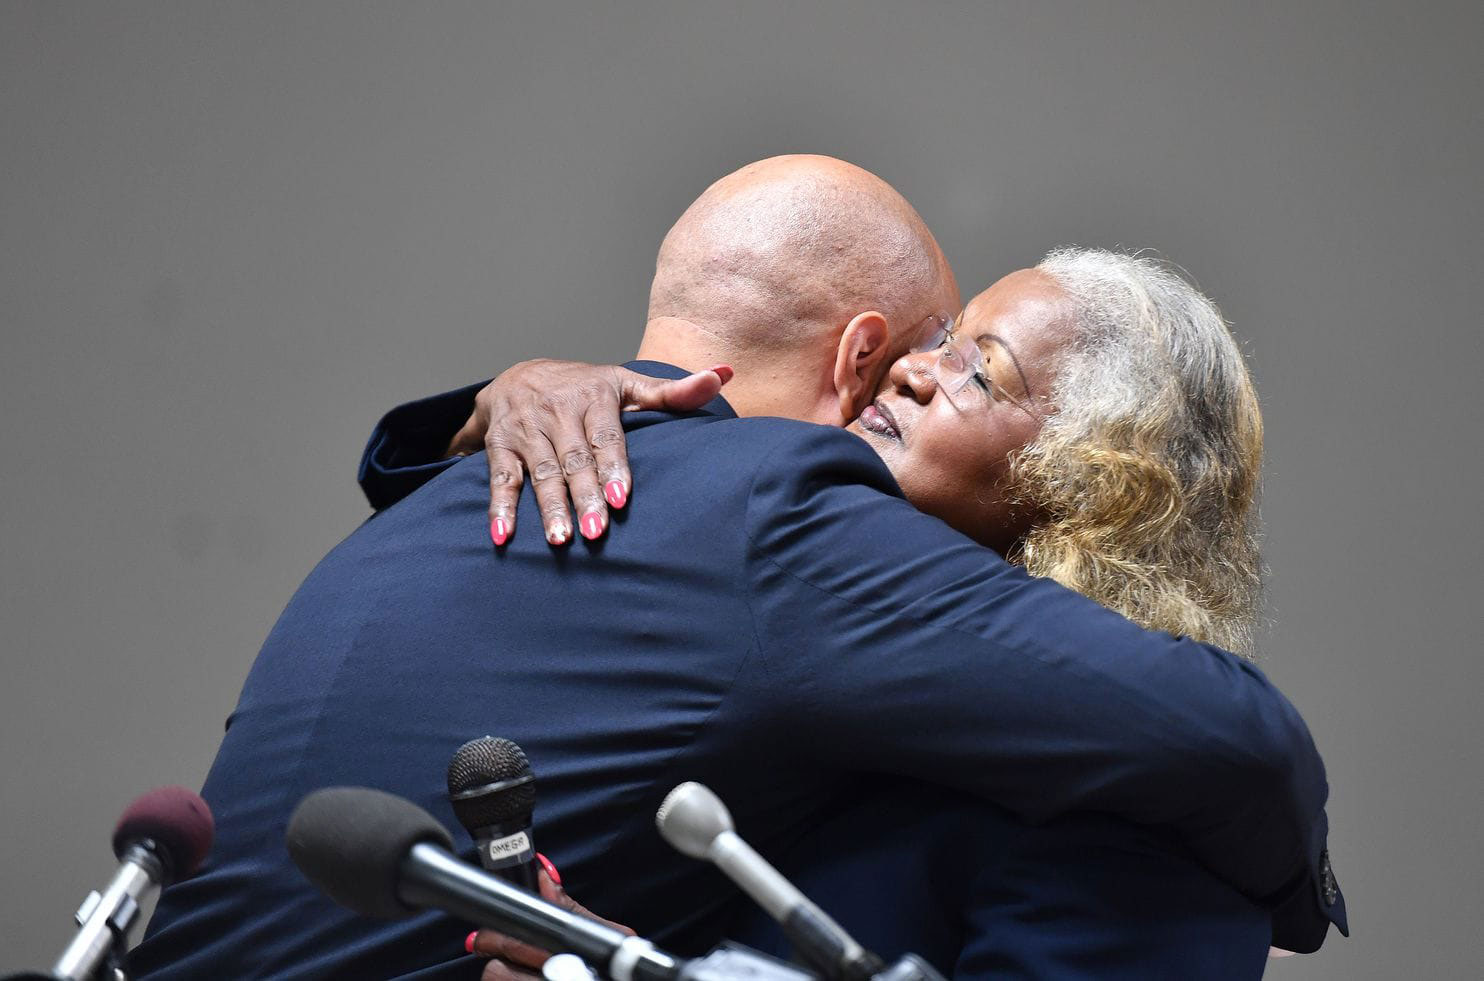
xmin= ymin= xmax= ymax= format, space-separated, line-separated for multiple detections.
xmin=447 ymin=736 xmax=540 ymax=891
xmin=656 ymin=783 xmax=885 ymax=981
xmin=50 ymin=786 xmax=215 ymax=981
xmin=286 ymin=786 xmax=681 ymax=981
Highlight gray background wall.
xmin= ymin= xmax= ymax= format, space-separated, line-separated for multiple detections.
xmin=2 ymin=1 xmax=1479 ymax=975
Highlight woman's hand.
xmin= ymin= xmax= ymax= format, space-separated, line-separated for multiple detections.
xmin=466 ymin=858 xmax=635 ymax=981
xmin=445 ymin=360 xmax=732 ymax=547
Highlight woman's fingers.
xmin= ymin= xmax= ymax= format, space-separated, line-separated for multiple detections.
xmin=468 ymin=865 xmax=567 ymax=969
xmin=446 ymin=411 xmax=490 ymax=462
xmin=471 ymin=925 xmax=557 ymax=972
xmin=478 ymin=364 xmax=618 ymax=546
xmin=451 ymin=377 xmax=527 ymax=545
xmin=584 ymin=393 xmax=631 ymax=516
xmin=589 ymin=364 xmax=732 ymax=518
xmin=484 ymin=435 xmax=525 ymax=547
xmin=490 ymin=392 xmax=594 ymax=547
xmin=538 ymin=874 xmax=635 ymax=937
xmin=480 ymin=958 xmax=543 ymax=981
xmin=524 ymin=424 xmax=579 ymax=546
xmin=471 ymin=360 xmax=733 ymax=548
xmin=617 ymin=365 xmax=732 ymax=412
xmin=546 ymin=402 xmax=610 ymax=543
xmin=469 ymin=861 xmax=636 ymax=972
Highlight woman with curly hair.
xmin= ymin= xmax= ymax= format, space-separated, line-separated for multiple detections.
xmin=852 ymin=246 xmax=1265 ymax=656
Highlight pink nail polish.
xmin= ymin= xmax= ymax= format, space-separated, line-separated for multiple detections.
xmin=580 ymin=512 xmax=603 ymax=540
xmin=491 ymin=518 xmax=509 ymax=546
xmin=604 ymin=480 xmax=628 ymax=509
xmin=707 ymin=364 xmax=734 ymax=384
xmin=464 ymin=930 xmax=478 ymax=954
xmin=536 ymin=852 xmax=562 ymax=886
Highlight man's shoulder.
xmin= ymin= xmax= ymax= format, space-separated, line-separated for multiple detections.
xmin=625 ymin=411 xmax=897 ymax=489
xmin=626 ymin=410 xmax=865 ymax=449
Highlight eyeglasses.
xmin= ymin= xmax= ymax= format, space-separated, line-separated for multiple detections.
xmin=909 ymin=314 xmax=1045 ymax=418
xmin=910 ymin=314 xmax=995 ymax=410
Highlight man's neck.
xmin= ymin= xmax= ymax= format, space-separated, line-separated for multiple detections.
xmin=635 ymin=317 xmax=836 ymax=423
xmin=634 ymin=317 xmax=731 ymax=375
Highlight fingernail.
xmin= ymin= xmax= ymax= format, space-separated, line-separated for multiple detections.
xmin=604 ymin=480 xmax=628 ymax=509
xmin=547 ymin=523 xmax=570 ymax=546
xmin=464 ymin=930 xmax=478 ymax=954
xmin=706 ymin=363 xmax=734 ymax=384
xmin=490 ymin=518 xmax=509 ymax=546
xmin=536 ymin=852 xmax=562 ymax=886
xmin=580 ymin=512 xmax=604 ymax=540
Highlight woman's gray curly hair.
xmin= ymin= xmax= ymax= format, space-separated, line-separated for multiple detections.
xmin=1010 ymin=248 xmax=1264 ymax=657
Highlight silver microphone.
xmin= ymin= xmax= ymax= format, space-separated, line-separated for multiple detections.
xmin=656 ymin=783 xmax=883 ymax=981
xmin=52 ymin=787 xmax=214 ymax=981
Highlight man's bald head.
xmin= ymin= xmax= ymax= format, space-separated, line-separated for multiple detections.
xmin=647 ymin=155 xmax=955 ymax=357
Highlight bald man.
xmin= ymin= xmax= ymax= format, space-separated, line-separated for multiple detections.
xmin=134 ymin=157 xmax=1334 ymax=979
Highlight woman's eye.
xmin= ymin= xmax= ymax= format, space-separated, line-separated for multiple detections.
xmin=972 ymin=371 xmax=994 ymax=394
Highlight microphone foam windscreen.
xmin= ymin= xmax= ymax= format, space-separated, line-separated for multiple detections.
xmin=446 ymin=736 xmax=535 ymax=831
xmin=111 ymin=785 xmax=215 ymax=884
xmin=286 ymin=786 xmax=453 ymax=920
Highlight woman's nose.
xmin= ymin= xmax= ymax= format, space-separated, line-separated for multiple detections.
xmin=890 ymin=350 xmax=940 ymax=403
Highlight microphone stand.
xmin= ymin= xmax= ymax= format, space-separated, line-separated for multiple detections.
xmin=3 ymin=843 xmax=165 ymax=981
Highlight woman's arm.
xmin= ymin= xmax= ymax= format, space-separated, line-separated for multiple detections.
xmin=359 ymin=360 xmax=730 ymax=542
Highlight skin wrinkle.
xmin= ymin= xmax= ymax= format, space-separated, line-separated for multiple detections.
xmin=974 ymin=332 xmax=1044 ymax=419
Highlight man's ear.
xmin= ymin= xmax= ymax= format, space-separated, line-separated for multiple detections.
xmin=831 ymin=311 xmax=891 ymax=425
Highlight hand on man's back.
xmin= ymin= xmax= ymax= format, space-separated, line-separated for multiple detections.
xmin=445 ymin=359 xmax=731 ymax=547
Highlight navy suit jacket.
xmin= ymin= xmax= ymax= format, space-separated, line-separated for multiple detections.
xmin=134 ymin=363 xmax=1343 ymax=979
xmin=729 ymin=783 xmax=1274 ymax=978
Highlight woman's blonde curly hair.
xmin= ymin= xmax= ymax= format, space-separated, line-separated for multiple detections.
xmin=1009 ymin=248 xmax=1264 ymax=657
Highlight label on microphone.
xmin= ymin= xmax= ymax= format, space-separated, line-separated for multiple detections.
xmin=483 ymin=830 xmax=534 ymax=867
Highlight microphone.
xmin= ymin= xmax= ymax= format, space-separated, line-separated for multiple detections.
xmin=286 ymin=786 xmax=680 ymax=981
xmin=656 ymin=783 xmax=884 ymax=981
xmin=51 ymin=786 xmax=215 ymax=981
xmin=447 ymin=736 xmax=539 ymax=890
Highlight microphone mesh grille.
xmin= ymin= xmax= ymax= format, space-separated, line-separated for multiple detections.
xmin=446 ymin=736 xmax=536 ymax=830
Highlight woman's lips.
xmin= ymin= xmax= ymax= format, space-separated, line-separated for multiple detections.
xmin=859 ymin=401 xmax=902 ymax=441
